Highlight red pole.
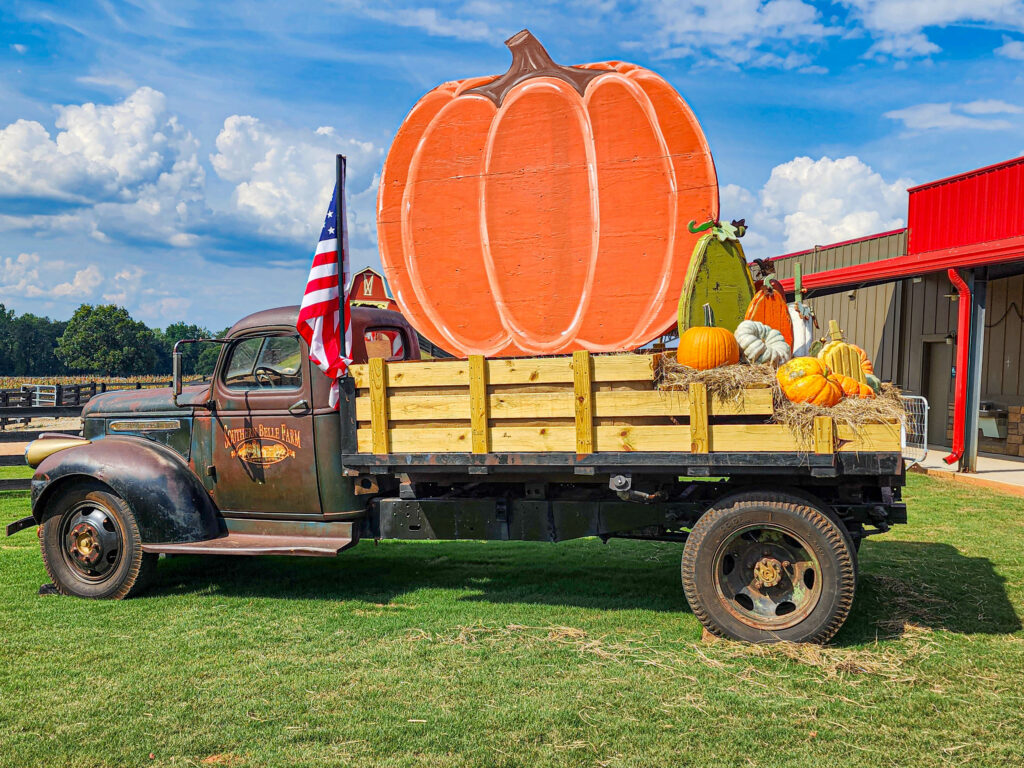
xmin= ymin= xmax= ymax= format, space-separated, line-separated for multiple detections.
xmin=943 ymin=268 xmax=971 ymax=465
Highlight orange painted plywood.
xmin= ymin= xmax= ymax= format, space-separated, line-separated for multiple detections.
xmin=378 ymin=30 xmax=718 ymax=358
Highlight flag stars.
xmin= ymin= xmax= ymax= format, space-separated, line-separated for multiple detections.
xmin=328 ymin=227 xmax=335 ymax=235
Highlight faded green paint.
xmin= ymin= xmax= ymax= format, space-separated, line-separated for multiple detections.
xmin=678 ymin=233 xmax=755 ymax=335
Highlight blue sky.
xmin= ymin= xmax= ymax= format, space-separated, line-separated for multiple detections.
xmin=1 ymin=0 xmax=1023 ymax=330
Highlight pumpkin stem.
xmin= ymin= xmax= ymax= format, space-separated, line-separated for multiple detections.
xmin=702 ymin=303 xmax=715 ymax=327
xmin=466 ymin=29 xmax=606 ymax=106
xmin=827 ymin=319 xmax=843 ymax=342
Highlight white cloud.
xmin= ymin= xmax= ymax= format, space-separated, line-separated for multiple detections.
xmin=725 ymin=156 xmax=911 ymax=256
xmin=645 ymin=0 xmax=835 ymax=68
xmin=996 ymin=35 xmax=1024 ymax=58
xmin=842 ymin=0 xmax=1024 ymax=57
xmin=885 ymin=101 xmax=1021 ymax=132
xmin=210 ymin=115 xmax=382 ymax=248
xmin=336 ymin=1 xmax=493 ymax=41
xmin=11 ymin=44 xmax=27 ymax=54
xmin=961 ymin=99 xmax=1024 ymax=115
xmin=0 ymin=87 xmax=200 ymax=204
xmin=0 ymin=88 xmax=205 ymax=247
xmin=0 ymin=253 xmax=104 ymax=299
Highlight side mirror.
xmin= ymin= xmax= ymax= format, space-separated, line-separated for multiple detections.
xmin=172 ymin=349 xmax=183 ymax=396
xmin=172 ymin=337 xmax=231 ymax=408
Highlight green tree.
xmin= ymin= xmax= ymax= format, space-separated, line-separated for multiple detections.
xmin=0 ymin=307 xmax=68 ymax=376
xmin=157 ymin=322 xmax=211 ymax=376
xmin=56 ymin=304 xmax=157 ymax=376
xmin=0 ymin=304 xmax=14 ymax=374
xmin=196 ymin=327 xmax=231 ymax=377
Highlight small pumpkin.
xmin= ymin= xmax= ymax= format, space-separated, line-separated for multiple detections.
xmin=745 ymin=260 xmax=794 ymax=347
xmin=776 ymin=357 xmax=844 ymax=407
xmin=677 ymin=304 xmax=740 ymax=370
xmin=818 ymin=320 xmax=872 ymax=384
xmin=865 ymin=373 xmax=882 ymax=394
xmin=734 ymin=320 xmax=792 ymax=366
xmin=832 ymin=373 xmax=876 ymax=399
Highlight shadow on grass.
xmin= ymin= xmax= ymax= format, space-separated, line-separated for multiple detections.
xmin=145 ymin=537 xmax=1020 ymax=640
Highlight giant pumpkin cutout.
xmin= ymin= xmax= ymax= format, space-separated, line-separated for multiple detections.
xmin=377 ymin=29 xmax=718 ymax=357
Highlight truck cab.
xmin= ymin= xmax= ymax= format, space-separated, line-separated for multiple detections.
xmin=12 ymin=306 xmax=418 ymax=595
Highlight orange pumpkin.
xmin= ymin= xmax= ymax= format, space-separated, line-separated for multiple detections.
xmin=744 ymin=278 xmax=794 ymax=348
xmin=776 ymin=357 xmax=844 ymax=407
xmin=677 ymin=304 xmax=740 ymax=370
xmin=832 ymin=373 xmax=876 ymax=399
xmin=377 ymin=29 xmax=718 ymax=357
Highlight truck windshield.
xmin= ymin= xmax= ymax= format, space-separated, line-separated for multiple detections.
xmin=223 ymin=335 xmax=302 ymax=390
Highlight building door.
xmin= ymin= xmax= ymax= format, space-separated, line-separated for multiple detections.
xmin=210 ymin=332 xmax=321 ymax=517
xmin=925 ymin=341 xmax=954 ymax=447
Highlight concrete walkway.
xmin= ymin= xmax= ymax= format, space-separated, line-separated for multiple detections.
xmin=910 ymin=447 xmax=1024 ymax=497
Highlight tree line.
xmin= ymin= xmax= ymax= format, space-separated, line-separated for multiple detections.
xmin=0 ymin=303 xmax=229 ymax=378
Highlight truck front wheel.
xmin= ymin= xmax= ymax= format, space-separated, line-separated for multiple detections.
xmin=39 ymin=482 xmax=157 ymax=599
xmin=681 ymin=493 xmax=856 ymax=644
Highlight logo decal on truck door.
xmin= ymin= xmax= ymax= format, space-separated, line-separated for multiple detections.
xmin=224 ymin=424 xmax=302 ymax=466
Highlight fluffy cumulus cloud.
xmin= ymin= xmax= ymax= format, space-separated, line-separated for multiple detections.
xmin=841 ymin=0 xmax=1024 ymax=58
xmin=724 ymin=156 xmax=911 ymax=256
xmin=0 ymin=87 xmax=204 ymax=246
xmin=210 ymin=116 xmax=383 ymax=252
xmin=884 ymin=100 xmax=1024 ymax=132
xmin=0 ymin=253 xmax=104 ymax=299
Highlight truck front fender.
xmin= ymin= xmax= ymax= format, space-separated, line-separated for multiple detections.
xmin=31 ymin=436 xmax=221 ymax=544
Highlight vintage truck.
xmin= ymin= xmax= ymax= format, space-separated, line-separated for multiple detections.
xmin=8 ymin=304 xmax=906 ymax=644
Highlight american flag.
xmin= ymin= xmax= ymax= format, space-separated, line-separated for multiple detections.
xmin=297 ymin=180 xmax=351 ymax=409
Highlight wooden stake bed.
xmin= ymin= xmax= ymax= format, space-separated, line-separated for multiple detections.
xmin=344 ymin=353 xmax=901 ymax=468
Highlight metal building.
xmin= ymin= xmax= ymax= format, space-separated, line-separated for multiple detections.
xmin=770 ymin=156 xmax=1024 ymax=471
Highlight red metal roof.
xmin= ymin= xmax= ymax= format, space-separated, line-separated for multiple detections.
xmin=907 ymin=156 xmax=1024 ymax=255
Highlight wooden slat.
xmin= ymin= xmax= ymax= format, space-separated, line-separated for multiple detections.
xmin=572 ymin=350 xmax=593 ymax=454
xmin=351 ymin=360 xmax=469 ymax=389
xmin=813 ymin=416 xmax=834 ymax=455
xmin=356 ymin=423 xmax=830 ymax=453
xmin=368 ymin=357 xmax=389 ymax=455
xmin=468 ymin=355 xmax=488 ymax=454
xmin=688 ymin=382 xmax=709 ymax=453
xmin=836 ymin=421 xmax=902 ymax=452
xmin=355 ymin=387 xmax=773 ymax=422
xmin=350 ymin=353 xmax=656 ymax=389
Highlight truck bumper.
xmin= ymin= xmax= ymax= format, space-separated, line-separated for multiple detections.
xmin=5 ymin=515 xmax=37 ymax=537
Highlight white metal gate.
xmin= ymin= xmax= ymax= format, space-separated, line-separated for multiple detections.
xmin=31 ymin=384 xmax=57 ymax=407
xmin=900 ymin=395 xmax=929 ymax=465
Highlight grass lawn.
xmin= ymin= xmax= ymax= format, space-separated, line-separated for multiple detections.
xmin=2 ymin=471 xmax=1023 ymax=767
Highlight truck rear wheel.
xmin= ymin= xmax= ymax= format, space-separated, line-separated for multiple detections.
xmin=681 ymin=492 xmax=856 ymax=644
xmin=39 ymin=483 xmax=157 ymax=599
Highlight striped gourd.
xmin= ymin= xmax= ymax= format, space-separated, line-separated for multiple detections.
xmin=818 ymin=320 xmax=872 ymax=385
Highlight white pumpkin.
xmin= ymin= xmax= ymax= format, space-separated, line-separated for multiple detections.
xmin=788 ymin=302 xmax=815 ymax=358
xmin=734 ymin=320 xmax=792 ymax=366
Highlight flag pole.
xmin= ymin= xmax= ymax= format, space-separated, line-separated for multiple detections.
xmin=336 ymin=154 xmax=348 ymax=365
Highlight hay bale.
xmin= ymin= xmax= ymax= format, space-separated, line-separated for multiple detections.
xmin=657 ymin=352 xmax=906 ymax=443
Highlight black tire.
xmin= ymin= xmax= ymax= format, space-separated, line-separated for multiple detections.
xmin=681 ymin=492 xmax=856 ymax=644
xmin=39 ymin=482 xmax=157 ymax=599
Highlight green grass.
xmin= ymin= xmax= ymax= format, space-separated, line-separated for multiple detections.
xmin=0 ymin=465 xmax=31 ymax=479
xmin=2 ymin=474 xmax=1023 ymax=767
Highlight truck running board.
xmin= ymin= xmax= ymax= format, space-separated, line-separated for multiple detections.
xmin=142 ymin=519 xmax=356 ymax=557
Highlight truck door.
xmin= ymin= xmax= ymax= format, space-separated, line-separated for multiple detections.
xmin=210 ymin=331 xmax=321 ymax=517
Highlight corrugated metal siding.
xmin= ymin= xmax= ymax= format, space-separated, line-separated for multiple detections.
xmin=772 ymin=231 xmax=907 ymax=382
xmin=907 ymin=157 xmax=1024 ymax=255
